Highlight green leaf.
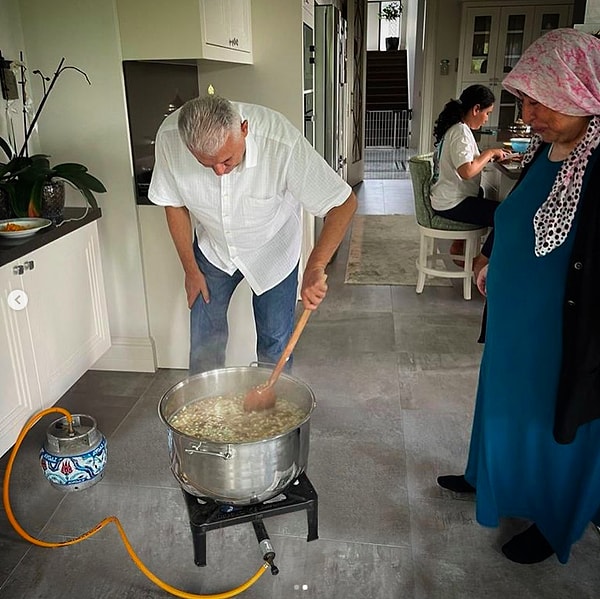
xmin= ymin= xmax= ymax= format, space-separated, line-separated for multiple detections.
xmin=0 ymin=136 xmax=14 ymax=160
xmin=1 ymin=157 xmax=34 ymax=180
xmin=0 ymin=182 xmax=16 ymax=212
xmin=53 ymin=164 xmax=106 ymax=193
xmin=53 ymin=162 xmax=88 ymax=173
xmin=28 ymin=178 xmax=45 ymax=217
xmin=70 ymin=184 xmax=99 ymax=210
xmin=13 ymin=178 xmax=34 ymax=217
xmin=60 ymin=171 xmax=106 ymax=194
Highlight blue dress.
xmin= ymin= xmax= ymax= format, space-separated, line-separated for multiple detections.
xmin=465 ymin=148 xmax=600 ymax=564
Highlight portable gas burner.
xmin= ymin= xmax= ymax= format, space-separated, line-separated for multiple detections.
xmin=182 ymin=472 xmax=318 ymax=573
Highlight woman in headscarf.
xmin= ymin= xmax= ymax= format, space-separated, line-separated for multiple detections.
xmin=437 ymin=28 xmax=600 ymax=564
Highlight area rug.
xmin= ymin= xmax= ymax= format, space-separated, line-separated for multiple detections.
xmin=344 ymin=214 xmax=451 ymax=286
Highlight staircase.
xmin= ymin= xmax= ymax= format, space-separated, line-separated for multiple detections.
xmin=365 ymin=49 xmax=411 ymax=178
xmin=366 ymin=49 xmax=409 ymax=113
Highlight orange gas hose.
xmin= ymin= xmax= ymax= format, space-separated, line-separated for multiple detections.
xmin=2 ymin=407 xmax=268 ymax=598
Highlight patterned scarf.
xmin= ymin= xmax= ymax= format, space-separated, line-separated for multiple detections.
xmin=502 ymin=28 xmax=600 ymax=256
xmin=521 ymin=116 xmax=600 ymax=256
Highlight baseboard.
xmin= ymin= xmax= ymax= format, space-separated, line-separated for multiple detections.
xmin=92 ymin=336 xmax=157 ymax=372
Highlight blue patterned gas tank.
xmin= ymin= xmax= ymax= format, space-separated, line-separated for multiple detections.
xmin=40 ymin=414 xmax=107 ymax=492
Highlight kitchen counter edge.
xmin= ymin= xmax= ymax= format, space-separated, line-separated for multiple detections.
xmin=493 ymin=160 xmax=521 ymax=180
xmin=0 ymin=207 xmax=102 ymax=268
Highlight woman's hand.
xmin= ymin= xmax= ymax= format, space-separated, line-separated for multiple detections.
xmin=473 ymin=253 xmax=488 ymax=281
xmin=459 ymin=148 xmax=510 ymax=179
xmin=486 ymin=148 xmax=510 ymax=163
xmin=476 ymin=264 xmax=488 ymax=297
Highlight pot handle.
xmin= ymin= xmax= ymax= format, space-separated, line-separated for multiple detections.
xmin=184 ymin=443 xmax=233 ymax=460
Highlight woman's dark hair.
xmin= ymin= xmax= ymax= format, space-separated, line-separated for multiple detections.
xmin=433 ymin=84 xmax=495 ymax=144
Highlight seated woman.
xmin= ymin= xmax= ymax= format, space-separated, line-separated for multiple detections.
xmin=430 ymin=85 xmax=509 ymax=259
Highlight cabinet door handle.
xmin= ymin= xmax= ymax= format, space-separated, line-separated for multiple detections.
xmin=24 ymin=260 xmax=34 ymax=271
xmin=13 ymin=264 xmax=24 ymax=275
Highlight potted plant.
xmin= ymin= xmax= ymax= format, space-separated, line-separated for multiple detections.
xmin=0 ymin=58 xmax=106 ymax=220
xmin=0 ymin=145 xmax=106 ymax=219
xmin=379 ymin=2 xmax=403 ymax=51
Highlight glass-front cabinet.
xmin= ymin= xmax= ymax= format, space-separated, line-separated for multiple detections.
xmin=532 ymin=5 xmax=572 ymax=39
xmin=462 ymin=8 xmax=501 ymax=81
xmin=457 ymin=1 xmax=573 ymax=146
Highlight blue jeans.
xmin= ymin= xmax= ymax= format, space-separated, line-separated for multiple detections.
xmin=190 ymin=243 xmax=299 ymax=374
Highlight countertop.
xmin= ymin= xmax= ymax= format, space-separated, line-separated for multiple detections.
xmin=0 ymin=207 xmax=102 ymax=268
xmin=493 ymin=160 xmax=522 ymax=180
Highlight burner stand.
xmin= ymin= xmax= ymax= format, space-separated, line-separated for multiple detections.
xmin=182 ymin=472 xmax=318 ymax=567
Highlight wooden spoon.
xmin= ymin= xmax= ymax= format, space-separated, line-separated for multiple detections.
xmin=243 ymin=308 xmax=312 ymax=412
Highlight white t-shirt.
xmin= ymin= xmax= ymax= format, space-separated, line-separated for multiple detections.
xmin=430 ymin=122 xmax=481 ymax=211
xmin=149 ymin=102 xmax=351 ymax=294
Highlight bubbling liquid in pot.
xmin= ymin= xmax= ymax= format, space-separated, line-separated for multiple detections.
xmin=168 ymin=392 xmax=306 ymax=443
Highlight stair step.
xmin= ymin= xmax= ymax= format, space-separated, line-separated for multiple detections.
xmin=366 ymin=50 xmax=409 ymax=112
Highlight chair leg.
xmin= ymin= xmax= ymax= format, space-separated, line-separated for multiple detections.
xmin=462 ymin=235 xmax=477 ymax=300
xmin=416 ymin=233 xmax=427 ymax=293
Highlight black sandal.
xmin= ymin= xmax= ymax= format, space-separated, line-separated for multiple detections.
xmin=437 ymin=474 xmax=475 ymax=494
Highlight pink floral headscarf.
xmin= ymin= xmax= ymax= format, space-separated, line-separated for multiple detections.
xmin=503 ymin=28 xmax=600 ymax=117
xmin=502 ymin=28 xmax=600 ymax=256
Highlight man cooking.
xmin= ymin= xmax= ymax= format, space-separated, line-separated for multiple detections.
xmin=148 ymin=94 xmax=356 ymax=382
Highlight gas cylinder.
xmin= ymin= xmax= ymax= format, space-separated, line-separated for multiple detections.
xmin=39 ymin=414 xmax=107 ymax=492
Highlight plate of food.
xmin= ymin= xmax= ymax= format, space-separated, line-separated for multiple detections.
xmin=0 ymin=218 xmax=53 ymax=238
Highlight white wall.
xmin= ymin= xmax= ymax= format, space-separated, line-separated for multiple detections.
xmin=0 ymin=0 xmax=27 ymax=155
xmin=414 ymin=0 xmax=463 ymax=154
xmin=430 ymin=0 xmax=462 ymax=137
xmin=15 ymin=0 xmax=155 ymax=371
xmin=585 ymin=0 xmax=600 ymax=20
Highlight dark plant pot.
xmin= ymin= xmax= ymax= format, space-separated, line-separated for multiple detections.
xmin=0 ymin=188 xmax=12 ymax=220
xmin=385 ymin=37 xmax=399 ymax=51
xmin=42 ymin=180 xmax=66 ymax=223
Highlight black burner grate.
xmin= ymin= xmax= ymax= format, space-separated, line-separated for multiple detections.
xmin=182 ymin=471 xmax=318 ymax=566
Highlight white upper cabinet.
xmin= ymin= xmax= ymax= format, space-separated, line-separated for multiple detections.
xmin=117 ymin=0 xmax=253 ymax=63
xmin=202 ymin=0 xmax=252 ymax=55
xmin=303 ymin=0 xmax=315 ymax=27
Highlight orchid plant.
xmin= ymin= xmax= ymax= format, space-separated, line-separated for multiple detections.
xmin=0 ymin=58 xmax=106 ymax=218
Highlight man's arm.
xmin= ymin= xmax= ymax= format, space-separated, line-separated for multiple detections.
xmin=301 ymin=190 xmax=358 ymax=309
xmin=164 ymin=205 xmax=209 ymax=308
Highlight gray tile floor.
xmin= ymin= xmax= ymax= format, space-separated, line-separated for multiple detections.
xmin=2 ymin=179 xmax=600 ymax=598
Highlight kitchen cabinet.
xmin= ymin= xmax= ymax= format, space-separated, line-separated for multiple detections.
xmin=0 ymin=221 xmax=110 ymax=456
xmin=202 ymin=0 xmax=252 ymax=56
xmin=303 ymin=0 xmax=315 ymax=27
xmin=457 ymin=1 xmax=573 ymax=146
xmin=117 ymin=0 xmax=253 ymax=63
xmin=482 ymin=162 xmax=519 ymax=202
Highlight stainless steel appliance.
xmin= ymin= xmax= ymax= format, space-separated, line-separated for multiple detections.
xmin=314 ymin=2 xmax=348 ymax=180
xmin=303 ymin=21 xmax=315 ymax=146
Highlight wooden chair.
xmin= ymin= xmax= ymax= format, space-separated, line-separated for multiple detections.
xmin=408 ymin=153 xmax=487 ymax=300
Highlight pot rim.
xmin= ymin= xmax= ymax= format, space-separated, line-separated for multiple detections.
xmin=157 ymin=366 xmax=316 ymax=446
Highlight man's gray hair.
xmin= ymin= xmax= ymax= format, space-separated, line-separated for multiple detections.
xmin=178 ymin=95 xmax=242 ymax=156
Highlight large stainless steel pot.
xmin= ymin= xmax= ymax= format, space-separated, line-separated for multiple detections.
xmin=158 ymin=366 xmax=316 ymax=505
